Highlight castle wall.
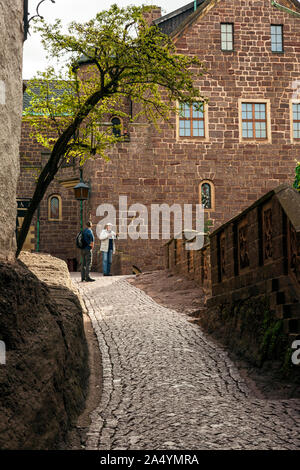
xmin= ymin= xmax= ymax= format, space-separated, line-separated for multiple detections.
xmin=84 ymin=0 xmax=300 ymax=273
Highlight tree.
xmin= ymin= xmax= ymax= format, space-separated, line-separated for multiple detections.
xmin=17 ymin=3 xmax=205 ymax=256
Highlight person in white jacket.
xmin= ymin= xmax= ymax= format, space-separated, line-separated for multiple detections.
xmin=99 ymin=223 xmax=117 ymax=276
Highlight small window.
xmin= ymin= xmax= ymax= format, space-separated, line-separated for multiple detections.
xmin=48 ymin=195 xmax=62 ymax=221
xmin=111 ymin=117 xmax=122 ymax=137
xmin=293 ymin=103 xmax=300 ymax=140
xmin=179 ymin=102 xmax=205 ymax=138
xmin=199 ymin=181 xmax=215 ymax=211
xmin=221 ymin=23 xmax=233 ymax=51
xmin=242 ymin=102 xmax=267 ymax=140
xmin=271 ymin=25 xmax=283 ymax=52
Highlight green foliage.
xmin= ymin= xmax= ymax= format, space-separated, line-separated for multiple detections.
xmin=293 ymin=162 xmax=300 ymax=191
xmin=260 ymin=316 xmax=284 ymax=363
xmin=204 ymin=218 xmax=213 ymax=235
xmin=281 ymin=347 xmax=294 ymax=376
xmin=25 ymin=4 xmax=206 ymax=166
xmin=217 ymin=296 xmax=289 ymax=369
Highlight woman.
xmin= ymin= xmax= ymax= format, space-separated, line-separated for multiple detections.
xmin=99 ymin=223 xmax=117 ymax=276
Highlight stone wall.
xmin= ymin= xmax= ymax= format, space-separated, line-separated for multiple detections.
xmin=0 ymin=253 xmax=89 ymax=449
xmin=207 ymin=184 xmax=300 ymax=338
xmin=0 ymin=0 xmax=23 ymax=259
xmin=201 ymin=184 xmax=300 ymax=370
xmin=164 ymin=184 xmax=300 ymax=371
xmin=82 ymin=0 xmax=300 ymax=274
xmin=165 ymin=234 xmax=211 ymax=299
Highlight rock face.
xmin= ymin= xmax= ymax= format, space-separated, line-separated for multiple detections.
xmin=0 ymin=0 xmax=23 ymax=259
xmin=0 ymin=253 xmax=89 ymax=449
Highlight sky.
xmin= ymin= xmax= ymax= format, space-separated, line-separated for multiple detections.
xmin=23 ymin=0 xmax=190 ymax=78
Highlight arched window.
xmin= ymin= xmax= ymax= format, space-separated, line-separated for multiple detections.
xmin=48 ymin=194 xmax=62 ymax=221
xmin=199 ymin=181 xmax=215 ymax=211
xmin=111 ymin=117 xmax=122 ymax=138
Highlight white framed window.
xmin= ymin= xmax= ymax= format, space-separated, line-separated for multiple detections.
xmin=221 ymin=23 xmax=234 ymax=51
xmin=177 ymin=101 xmax=209 ymax=141
xmin=290 ymin=101 xmax=300 ymax=142
xmin=238 ymin=99 xmax=271 ymax=144
xmin=179 ymin=102 xmax=204 ymax=137
xmin=271 ymin=25 xmax=283 ymax=53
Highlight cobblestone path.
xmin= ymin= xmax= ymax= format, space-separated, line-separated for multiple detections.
xmin=72 ymin=273 xmax=300 ymax=450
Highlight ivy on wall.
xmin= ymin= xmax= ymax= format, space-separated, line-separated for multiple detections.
xmin=293 ymin=162 xmax=300 ymax=191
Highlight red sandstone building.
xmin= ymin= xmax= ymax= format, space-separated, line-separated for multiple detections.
xmin=18 ymin=0 xmax=300 ymax=274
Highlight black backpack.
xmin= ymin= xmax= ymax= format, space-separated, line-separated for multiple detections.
xmin=76 ymin=230 xmax=86 ymax=249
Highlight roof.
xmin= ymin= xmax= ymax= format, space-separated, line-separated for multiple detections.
xmin=50 ymin=1 xmax=300 ymax=70
xmin=290 ymin=0 xmax=300 ymax=10
xmin=153 ymin=0 xmax=207 ymax=35
xmin=154 ymin=0 xmax=300 ymax=38
xmin=76 ymin=54 xmax=95 ymax=67
xmin=23 ymin=80 xmax=73 ymax=114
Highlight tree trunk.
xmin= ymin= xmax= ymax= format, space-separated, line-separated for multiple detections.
xmin=17 ymin=117 xmax=83 ymax=256
xmin=16 ymin=154 xmax=61 ymax=257
xmin=16 ymin=86 xmax=110 ymax=257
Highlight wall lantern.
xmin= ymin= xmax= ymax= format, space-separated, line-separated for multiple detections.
xmin=24 ymin=0 xmax=56 ymax=41
xmin=73 ymin=169 xmax=90 ymax=231
xmin=74 ymin=181 xmax=90 ymax=201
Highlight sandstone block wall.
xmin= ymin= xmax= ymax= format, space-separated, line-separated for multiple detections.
xmin=207 ymin=184 xmax=300 ymax=339
xmin=0 ymin=253 xmax=89 ymax=449
xmin=165 ymin=234 xmax=212 ymax=299
xmin=84 ymin=0 xmax=300 ymax=273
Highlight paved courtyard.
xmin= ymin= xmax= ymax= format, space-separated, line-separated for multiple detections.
xmin=72 ymin=273 xmax=300 ymax=450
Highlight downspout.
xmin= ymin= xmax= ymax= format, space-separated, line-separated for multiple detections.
xmin=194 ymin=0 xmax=197 ymax=11
xmin=271 ymin=0 xmax=300 ymax=18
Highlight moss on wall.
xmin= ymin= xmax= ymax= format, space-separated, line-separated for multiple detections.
xmin=201 ymin=296 xmax=293 ymax=375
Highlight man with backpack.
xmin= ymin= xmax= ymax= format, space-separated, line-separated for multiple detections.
xmin=81 ymin=221 xmax=95 ymax=282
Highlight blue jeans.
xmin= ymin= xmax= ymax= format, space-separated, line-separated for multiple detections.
xmin=102 ymin=250 xmax=113 ymax=275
